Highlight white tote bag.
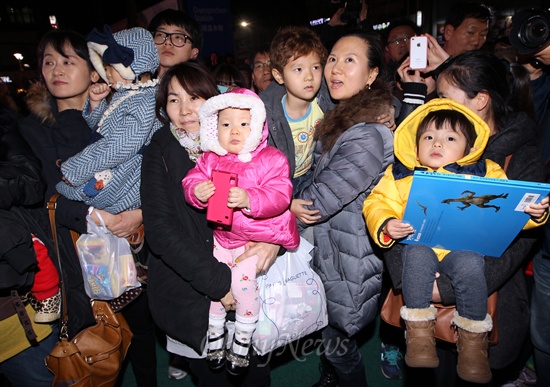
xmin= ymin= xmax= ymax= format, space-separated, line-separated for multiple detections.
xmin=252 ymin=237 xmax=328 ymax=355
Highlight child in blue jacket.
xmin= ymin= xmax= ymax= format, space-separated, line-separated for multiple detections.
xmin=56 ymin=26 xmax=162 ymax=214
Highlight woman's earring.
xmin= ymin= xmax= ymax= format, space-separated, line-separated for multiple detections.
xmin=367 ymin=84 xmax=371 ymax=90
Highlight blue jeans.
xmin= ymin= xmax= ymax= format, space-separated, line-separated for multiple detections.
xmin=321 ymin=324 xmax=367 ymax=386
xmin=531 ymin=252 xmax=550 ymax=387
xmin=402 ymin=244 xmax=487 ymax=320
xmin=0 ymin=325 xmax=58 ymax=386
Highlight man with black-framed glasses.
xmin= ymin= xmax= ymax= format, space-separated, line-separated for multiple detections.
xmin=148 ymin=9 xmax=203 ymax=77
xmin=153 ymin=31 xmax=193 ymax=48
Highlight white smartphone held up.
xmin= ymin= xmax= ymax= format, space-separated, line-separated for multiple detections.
xmin=409 ymin=36 xmax=428 ymax=69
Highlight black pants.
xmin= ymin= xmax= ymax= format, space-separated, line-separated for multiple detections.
xmin=120 ymin=288 xmax=158 ymax=387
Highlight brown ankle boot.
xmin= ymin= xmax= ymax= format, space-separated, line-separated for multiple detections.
xmin=400 ymin=306 xmax=439 ymax=368
xmin=452 ymin=313 xmax=492 ymax=384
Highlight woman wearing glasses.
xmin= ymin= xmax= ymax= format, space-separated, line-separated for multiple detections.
xmin=148 ymin=9 xmax=203 ymax=77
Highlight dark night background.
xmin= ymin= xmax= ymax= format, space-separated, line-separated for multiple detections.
xmin=1 ymin=0 xmax=546 ymax=92
xmin=36 ymin=0 xmax=317 ymax=36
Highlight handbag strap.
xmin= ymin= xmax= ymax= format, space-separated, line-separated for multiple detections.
xmin=47 ymin=194 xmax=69 ymax=339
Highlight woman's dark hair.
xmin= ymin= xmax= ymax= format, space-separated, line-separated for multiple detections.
xmin=155 ymin=60 xmax=219 ymax=124
xmin=212 ymin=63 xmax=247 ymax=89
xmin=36 ymin=29 xmax=93 ymax=72
xmin=416 ymin=109 xmax=477 ymax=155
xmin=314 ymin=31 xmax=393 ymax=153
xmin=344 ymin=31 xmax=388 ymax=90
xmin=508 ymin=62 xmax=536 ymax=121
xmin=438 ymin=50 xmax=509 ymax=130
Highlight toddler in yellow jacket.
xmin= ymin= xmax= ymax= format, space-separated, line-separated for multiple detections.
xmin=363 ymin=99 xmax=549 ymax=384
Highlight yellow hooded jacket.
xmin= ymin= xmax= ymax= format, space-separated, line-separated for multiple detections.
xmin=363 ymin=98 xmax=540 ymax=261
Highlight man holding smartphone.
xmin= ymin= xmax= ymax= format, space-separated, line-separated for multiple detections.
xmin=393 ymin=2 xmax=494 ymax=124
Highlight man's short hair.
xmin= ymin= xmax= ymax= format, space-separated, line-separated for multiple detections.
xmin=445 ymin=2 xmax=495 ymax=29
xmin=248 ymin=45 xmax=271 ymax=70
xmin=382 ymin=18 xmax=422 ymax=43
xmin=148 ymin=9 xmax=203 ymax=51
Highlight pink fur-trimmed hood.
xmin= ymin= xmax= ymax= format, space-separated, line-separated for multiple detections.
xmin=198 ymin=88 xmax=268 ymax=163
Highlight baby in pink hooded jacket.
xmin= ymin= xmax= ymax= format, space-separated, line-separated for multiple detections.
xmin=182 ymin=88 xmax=299 ymax=374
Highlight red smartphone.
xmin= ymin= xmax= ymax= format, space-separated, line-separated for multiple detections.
xmin=206 ymin=170 xmax=238 ymax=227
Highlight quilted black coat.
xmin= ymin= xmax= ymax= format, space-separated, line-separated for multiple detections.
xmin=141 ymin=124 xmax=231 ymax=354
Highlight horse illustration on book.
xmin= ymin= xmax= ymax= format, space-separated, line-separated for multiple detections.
xmin=441 ymin=190 xmax=509 ymax=212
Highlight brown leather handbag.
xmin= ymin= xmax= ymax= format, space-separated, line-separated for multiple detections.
xmin=45 ymin=300 xmax=132 ymax=387
xmin=45 ymin=194 xmax=132 ymax=387
xmin=380 ymin=288 xmax=499 ymax=345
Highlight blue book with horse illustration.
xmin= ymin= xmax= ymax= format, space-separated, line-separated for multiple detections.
xmin=401 ymin=170 xmax=550 ymax=257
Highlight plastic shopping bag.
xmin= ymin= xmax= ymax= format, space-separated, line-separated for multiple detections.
xmin=76 ymin=214 xmax=141 ymax=300
xmin=252 ymin=237 xmax=328 ymax=355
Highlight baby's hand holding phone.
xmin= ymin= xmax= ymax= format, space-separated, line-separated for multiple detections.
xmin=206 ymin=171 xmax=237 ymax=227
xmin=227 ymin=187 xmax=249 ymax=209
xmin=194 ymin=180 xmax=215 ymax=203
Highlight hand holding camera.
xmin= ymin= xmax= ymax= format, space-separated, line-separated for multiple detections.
xmin=510 ymin=8 xmax=550 ymax=65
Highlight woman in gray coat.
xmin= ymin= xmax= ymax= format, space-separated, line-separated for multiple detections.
xmin=293 ymin=32 xmax=395 ymax=386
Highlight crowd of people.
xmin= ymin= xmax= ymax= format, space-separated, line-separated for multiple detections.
xmin=1 ymin=1 xmax=550 ymax=387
